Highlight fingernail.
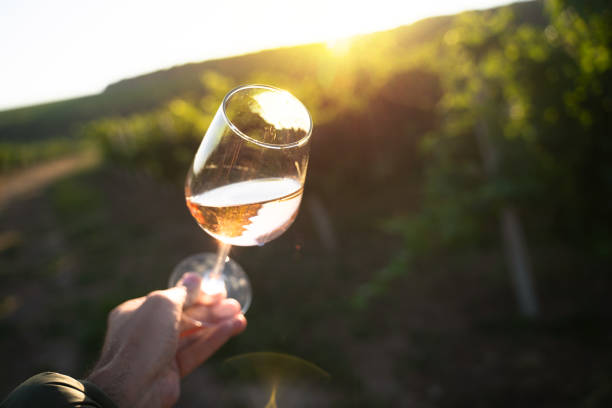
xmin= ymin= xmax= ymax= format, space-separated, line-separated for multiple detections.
xmin=180 ymin=273 xmax=201 ymax=307
xmin=181 ymin=273 xmax=200 ymax=290
xmin=232 ymin=316 xmax=245 ymax=332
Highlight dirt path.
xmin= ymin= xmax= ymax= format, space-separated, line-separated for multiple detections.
xmin=0 ymin=152 xmax=99 ymax=209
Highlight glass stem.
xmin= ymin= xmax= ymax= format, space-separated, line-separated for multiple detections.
xmin=209 ymin=241 xmax=232 ymax=281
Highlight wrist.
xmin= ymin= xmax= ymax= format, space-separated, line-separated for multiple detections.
xmin=87 ymin=362 xmax=132 ymax=407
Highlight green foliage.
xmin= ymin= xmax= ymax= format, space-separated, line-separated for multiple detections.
xmin=351 ymin=249 xmax=411 ymax=310
xmin=422 ymin=0 xmax=610 ymax=245
xmin=357 ymin=1 xmax=612 ymax=307
xmin=0 ymin=138 xmax=87 ymax=173
xmin=50 ymin=176 xmax=108 ymax=244
xmin=0 ymin=13 xmax=456 ymax=144
xmin=82 ymin=73 xmax=234 ymax=183
xmin=4 ymin=1 xmax=609 ymax=311
xmin=82 ymin=30 xmax=434 ymax=185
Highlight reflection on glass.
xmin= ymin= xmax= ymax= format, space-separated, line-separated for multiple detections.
xmin=170 ymin=85 xmax=312 ymax=319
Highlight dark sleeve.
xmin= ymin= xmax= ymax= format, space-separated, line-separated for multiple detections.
xmin=1 ymin=372 xmax=118 ymax=408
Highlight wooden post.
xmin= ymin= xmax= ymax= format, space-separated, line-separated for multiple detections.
xmin=500 ymin=207 xmax=539 ymax=317
xmin=474 ymin=95 xmax=540 ymax=318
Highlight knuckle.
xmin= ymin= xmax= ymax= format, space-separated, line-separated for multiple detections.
xmin=145 ymin=290 xmax=173 ymax=308
xmin=108 ymin=304 xmax=124 ymax=322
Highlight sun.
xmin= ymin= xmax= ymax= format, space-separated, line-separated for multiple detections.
xmin=325 ymin=37 xmax=354 ymax=57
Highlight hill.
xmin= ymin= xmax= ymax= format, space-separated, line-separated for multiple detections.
xmin=0 ymin=1 xmax=544 ymax=143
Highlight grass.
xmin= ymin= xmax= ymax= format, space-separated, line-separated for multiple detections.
xmin=1 ymin=163 xmax=611 ymax=406
xmin=0 ymin=138 xmax=90 ymax=174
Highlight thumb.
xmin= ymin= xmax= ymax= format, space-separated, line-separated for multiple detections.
xmin=152 ymin=274 xmax=199 ymax=321
xmin=175 ymin=272 xmax=202 ymax=309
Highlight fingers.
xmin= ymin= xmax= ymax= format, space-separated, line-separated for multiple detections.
xmin=179 ymin=298 xmax=241 ymax=337
xmin=176 ymin=273 xmax=203 ymax=308
xmin=177 ymin=272 xmax=226 ymax=306
xmin=211 ymin=299 xmax=241 ymax=320
xmin=107 ymin=285 xmax=189 ymax=337
xmin=197 ymin=278 xmax=227 ymax=306
xmin=183 ymin=298 xmax=241 ymax=325
xmin=109 ymin=272 xmax=204 ymax=330
xmin=177 ymin=314 xmax=247 ymax=377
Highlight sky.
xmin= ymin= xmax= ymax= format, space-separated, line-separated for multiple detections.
xmin=0 ymin=0 xmax=517 ymax=111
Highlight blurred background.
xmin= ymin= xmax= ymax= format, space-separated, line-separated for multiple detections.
xmin=1 ymin=0 xmax=611 ymax=406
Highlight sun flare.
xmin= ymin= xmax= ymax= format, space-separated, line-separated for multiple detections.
xmin=325 ymin=37 xmax=354 ymax=56
xmin=1 ymin=0 xmax=513 ymax=109
xmin=253 ymin=90 xmax=311 ymax=132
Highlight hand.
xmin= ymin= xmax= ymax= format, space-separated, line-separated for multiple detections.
xmin=87 ymin=274 xmax=247 ymax=408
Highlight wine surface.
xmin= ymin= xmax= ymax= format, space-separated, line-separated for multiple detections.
xmin=186 ymin=178 xmax=303 ymax=246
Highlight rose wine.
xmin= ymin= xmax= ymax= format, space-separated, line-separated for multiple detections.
xmin=186 ymin=178 xmax=303 ymax=246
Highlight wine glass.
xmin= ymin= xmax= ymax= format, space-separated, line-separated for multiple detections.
xmin=169 ymin=84 xmax=312 ymax=317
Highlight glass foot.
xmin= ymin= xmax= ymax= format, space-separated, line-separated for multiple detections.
xmin=169 ymin=252 xmax=252 ymax=314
